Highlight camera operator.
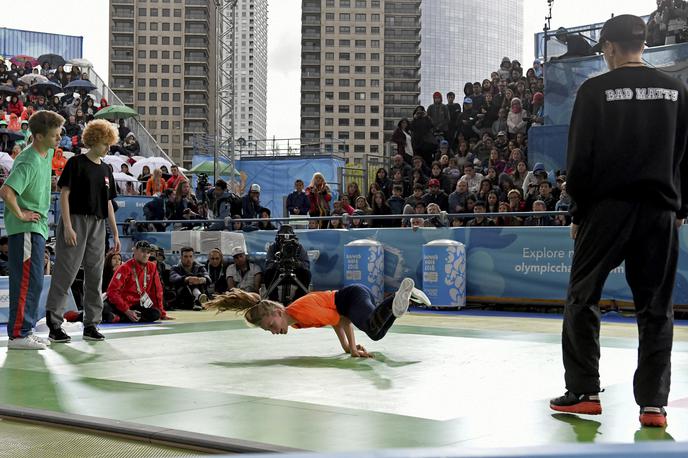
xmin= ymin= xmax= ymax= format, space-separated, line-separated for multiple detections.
xmin=206 ymin=179 xmax=242 ymax=231
xmin=195 ymin=173 xmax=212 ymax=203
xmin=263 ymin=225 xmax=312 ymax=302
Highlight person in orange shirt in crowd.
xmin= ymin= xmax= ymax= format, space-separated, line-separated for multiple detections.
xmin=146 ymin=168 xmax=168 ymax=196
xmin=166 ymin=164 xmax=186 ymax=190
xmin=205 ymin=278 xmax=430 ymax=357
xmin=52 ymin=148 xmax=67 ymax=177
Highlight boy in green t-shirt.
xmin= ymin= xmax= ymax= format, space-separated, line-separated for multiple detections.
xmin=0 ymin=111 xmax=64 ymax=350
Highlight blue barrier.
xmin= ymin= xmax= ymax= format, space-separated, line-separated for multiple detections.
xmin=527 ymin=124 xmax=568 ymax=173
xmin=544 ymin=42 xmax=688 ymax=127
xmin=0 ymin=276 xmax=77 ymax=323
xmin=136 ymin=226 xmax=688 ymax=306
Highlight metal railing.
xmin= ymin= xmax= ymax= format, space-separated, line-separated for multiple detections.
xmin=120 ymin=210 xmax=571 ymax=231
xmin=82 ymin=66 xmax=172 ymax=163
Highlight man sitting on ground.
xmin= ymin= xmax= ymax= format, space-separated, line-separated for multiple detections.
xmin=169 ymin=246 xmax=211 ymax=310
xmin=226 ymin=246 xmax=262 ymax=293
xmin=105 ymin=241 xmax=168 ymax=323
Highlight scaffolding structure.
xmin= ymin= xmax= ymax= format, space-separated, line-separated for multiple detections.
xmin=214 ymin=0 xmax=239 ymax=186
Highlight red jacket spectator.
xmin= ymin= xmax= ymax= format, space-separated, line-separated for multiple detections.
xmin=106 ymin=258 xmax=167 ymax=318
xmin=8 ymin=97 xmax=24 ymax=117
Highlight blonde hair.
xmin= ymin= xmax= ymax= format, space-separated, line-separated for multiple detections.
xmin=82 ymin=119 xmax=119 ymax=148
xmin=204 ymin=288 xmax=284 ymax=326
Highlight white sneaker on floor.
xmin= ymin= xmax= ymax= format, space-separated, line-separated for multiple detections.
xmin=8 ymin=336 xmax=47 ymax=350
xmin=30 ymin=335 xmax=51 ymax=346
xmin=392 ymin=278 xmax=415 ymax=318
xmin=410 ymin=287 xmax=431 ymax=306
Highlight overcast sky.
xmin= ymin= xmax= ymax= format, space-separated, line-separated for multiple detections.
xmin=1 ymin=0 xmax=655 ymax=142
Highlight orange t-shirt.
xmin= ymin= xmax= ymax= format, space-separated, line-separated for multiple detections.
xmin=285 ymin=291 xmax=340 ymax=328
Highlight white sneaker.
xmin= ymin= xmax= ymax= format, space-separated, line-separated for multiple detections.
xmin=30 ymin=335 xmax=51 ymax=346
xmin=392 ymin=278 xmax=415 ymax=318
xmin=8 ymin=336 xmax=47 ymax=350
xmin=410 ymin=287 xmax=431 ymax=306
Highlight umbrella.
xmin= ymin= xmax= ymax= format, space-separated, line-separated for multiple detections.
xmin=0 ymin=85 xmax=17 ymax=96
xmin=19 ymin=74 xmax=48 ymax=86
xmin=68 ymin=58 xmax=92 ymax=68
xmin=31 ymin=80 xmax=62 ymax=95
xmin=113 ymin=172 xmax=139 ymax=183
xmin=188 ymin=160 xmax=240 ymax=176
xmin=10 ymin=55 xmax=38 ymax=67
xmin=0 ymin=129 xmax=24 ymax=142
xmin=130 ymin=157 xmax=172 ymax=177
xmin=61 ymin=151 xmax=75 ymax=159
xmin=37 ymin=54 xmax=66 ymax=68
xmin=0 ymin=152 xmax=13 ymax=171
xmin=102 ymin=155 xmax=128 ymax=170
xmin=94 ymin=105 xmax=138 ymax=121
xmin=65 ymin=80 xmax=97 ymax=92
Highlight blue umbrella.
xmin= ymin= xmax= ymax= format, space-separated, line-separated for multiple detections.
xmin=31 ymin=80 xmax=62 ymax=95
xmin=0 ymin=85 xmax=17 ymax=96
xmin=64 ymin=79 xmax=97 ymax=92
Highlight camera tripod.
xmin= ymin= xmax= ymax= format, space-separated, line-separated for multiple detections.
xmin=264 ymin=265 xmax=309 ymax=305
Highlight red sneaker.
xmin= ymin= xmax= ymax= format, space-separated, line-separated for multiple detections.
xmin=639 ymin=407 xmax=667 ymax=427
xmin=550 ymin=391 xmax=602 ymax=415
xmin=63 ymin=310 xmax=80 ymax=323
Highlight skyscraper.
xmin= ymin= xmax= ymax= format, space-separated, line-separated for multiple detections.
xmin=234 ymin=0 xmax=268 ymax=151
xmin=109 ymin=0 xmax=268 ymax=167
xmin=419 ymin=0 xmax=523 ymax=103
xmin=300 ymin=0 xmax=421 ymax=163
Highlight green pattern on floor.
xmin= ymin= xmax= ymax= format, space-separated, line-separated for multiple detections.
xmin=1 ymin=312 xmax=686 ymax=452
xmin=0 ymin=418 xmax=204 ymax=457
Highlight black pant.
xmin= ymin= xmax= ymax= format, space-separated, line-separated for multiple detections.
xmin=173 ymin=284 xmax=208 ymax=309
xmin=102 ymin=300 xmax=161 ymax=323
xmin=264 ymin=266 xmax=311 ymax=302
xmin=109 ymin=303 xmax=161 ymax=323
xmin=563 ymin=199 xmax=676 ymax=407
xmin=335 ymin=284 xmax=396 ymax=341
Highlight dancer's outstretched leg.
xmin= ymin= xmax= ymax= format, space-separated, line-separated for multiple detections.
xmin=335 ymin=278 xmax=415 ymax=341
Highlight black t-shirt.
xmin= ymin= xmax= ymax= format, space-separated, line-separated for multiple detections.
xmin=58 ymin=154 xmax=117 ymax=219
xmin=567 ymin=66 xmax=688 ymax=222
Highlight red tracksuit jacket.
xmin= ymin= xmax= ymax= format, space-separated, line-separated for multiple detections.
xmin=107 ymin=259 xmax=166 ymax=318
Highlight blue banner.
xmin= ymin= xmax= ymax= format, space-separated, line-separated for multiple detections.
xmin=544 ymin=42 xmax=688 ymax=127
xmin=235 ymin=157 xmax=345 ymax=219
xmin=136 ymin=226 xmax=688 ymax=306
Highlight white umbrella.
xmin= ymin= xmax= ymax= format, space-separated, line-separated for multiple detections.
xmin=130 ymin=157 xmax=172 ymax=177
xmin=102 ymin=155 xmax=128 ymax=170
xmin=61 ymin=151 xmax=74 ymax=159
xmin=131 ymin=155 xmax=145 ymax=162
xmin=113 ymin=172 xmax=139 ymax=183
xmin=68 ymin=58 xmax=92 ymax=68
xmin=0 ymin=152 xmax=13 ymax=171
xmin=19 ymin=74 xmax=48 ymax=85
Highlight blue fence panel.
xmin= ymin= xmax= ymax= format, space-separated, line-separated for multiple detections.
xmin=527 ymin=125 xmax=568 ymax=173
xmin=0 ymin=27 xmax=83 ymax=60
xmin=544 ymin=42 xmax=688 ymax=127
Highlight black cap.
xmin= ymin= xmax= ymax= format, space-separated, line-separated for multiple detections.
xmin=591 ymin=15 xmax=647 ymax=53
xmin=134 ymin=240 xmax=154 ymax=251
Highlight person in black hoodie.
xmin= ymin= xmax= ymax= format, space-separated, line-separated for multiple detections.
xmin=370 ymin=191 xmax=393 ymax=228
xmin=410 ymin=106 xmax=436 ymax=165
xmin=549 ymin=15 xmax=688 ymax=429
xmin=374 ymin=167 xmax=393 ymax=198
